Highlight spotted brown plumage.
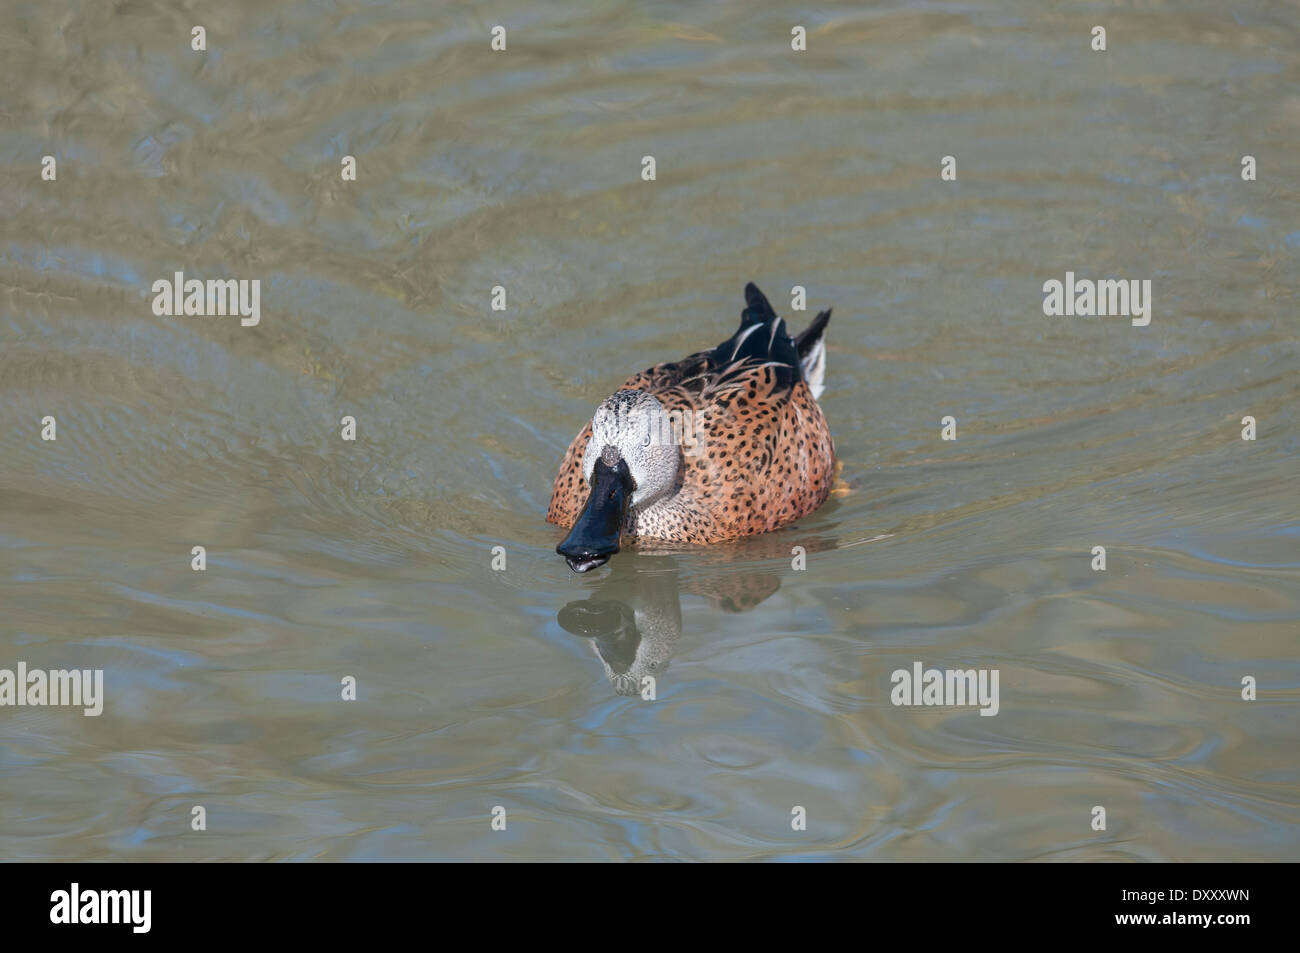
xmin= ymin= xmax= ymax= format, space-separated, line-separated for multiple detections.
xmin=548 ymin=283 xmax=836 ymax=570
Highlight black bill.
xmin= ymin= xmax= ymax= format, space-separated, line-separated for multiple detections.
xmin=557 ymin=457 xmax=634 ymax=572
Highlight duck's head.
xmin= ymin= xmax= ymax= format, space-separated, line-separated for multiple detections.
xmin=557 ymin=390 xmax=683 ymax=572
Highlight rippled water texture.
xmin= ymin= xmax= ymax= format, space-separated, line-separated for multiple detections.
xmin=2 ymin=1 xmax=1298 ymax=861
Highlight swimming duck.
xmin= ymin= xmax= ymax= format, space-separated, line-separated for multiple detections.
xmin=548 ymin=283 xmax=836 ymax=572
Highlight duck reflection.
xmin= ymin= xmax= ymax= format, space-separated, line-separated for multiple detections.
xmin=555 ymin=535 xmax=834 ymax=695
xmin=557 ymin=555 xmax=685 ymax=696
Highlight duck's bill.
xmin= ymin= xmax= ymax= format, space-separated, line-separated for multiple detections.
xmin=557 ymin=458 xmax=633 ymax=573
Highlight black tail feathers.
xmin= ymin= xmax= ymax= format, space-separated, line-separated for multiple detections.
xmin=707 ymin=284 xmax=831 ymax=393
xmin=795 ymin=308 xmax=831 ymax=359
xmin=741 ymin=282 xmax=778 ymax=326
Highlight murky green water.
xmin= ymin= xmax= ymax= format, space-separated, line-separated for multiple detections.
xmin=2 ymin=1 xmax=1298 ymax=861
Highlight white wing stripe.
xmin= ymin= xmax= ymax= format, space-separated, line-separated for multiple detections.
xmin=729 ymin=322 xmax=762 ymax=361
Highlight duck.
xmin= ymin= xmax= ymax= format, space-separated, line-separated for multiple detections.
xmin=547 ymin=282 xmax=836 ymax=572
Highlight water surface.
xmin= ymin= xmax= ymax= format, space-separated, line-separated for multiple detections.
xmin=1 ymin=0 xmax=1298 ymax=861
